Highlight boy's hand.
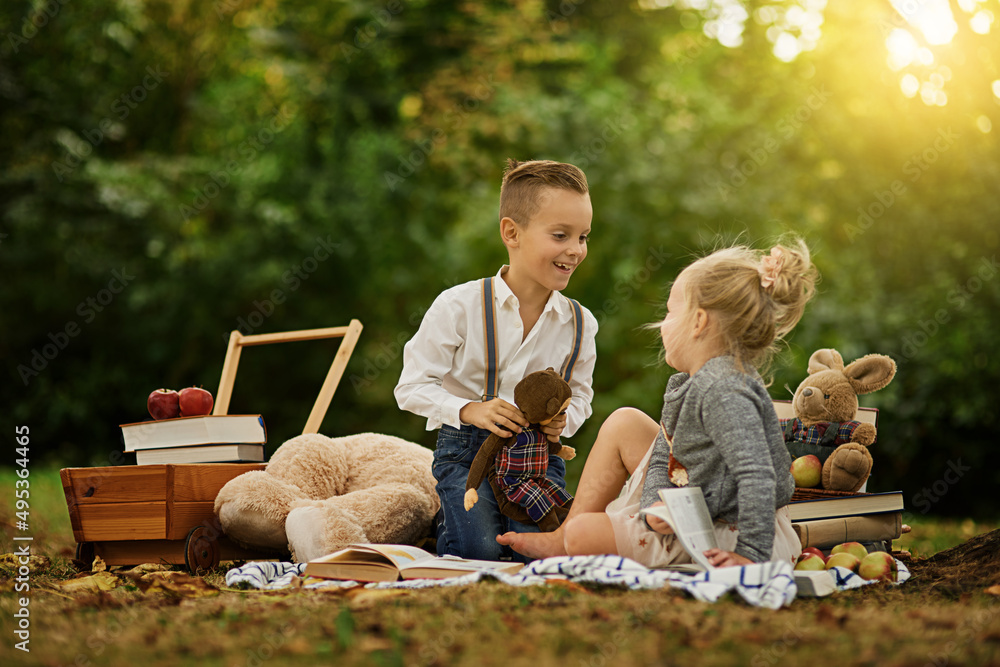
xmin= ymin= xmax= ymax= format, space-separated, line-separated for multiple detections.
xmin=539 ymin=412 xmax=567 ymax=444
xmin=460 ymin=399 xmax=528 ymax=437
xmin=645 ymin=501 xmax=674 ymax=535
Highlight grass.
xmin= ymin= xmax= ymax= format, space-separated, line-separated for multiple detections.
xmin=2 ymin=467 xmax=1000 ymax=666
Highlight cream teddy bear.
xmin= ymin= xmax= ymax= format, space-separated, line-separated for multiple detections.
xmin=214 ymin=432 xmax=439 ymax=563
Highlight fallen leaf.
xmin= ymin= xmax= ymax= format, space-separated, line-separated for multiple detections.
xmin=131 ymin=571 xmax=219 ymax=598
xmin=92 ymin=555 xmax=107 ymax=572
xmin=120 ymin=563 xmax=173 ymax=577
xmin=985 ymin=585 xmax=1000 ymax=596
xmin=0 ymin=553 xmax=51 ymax=573
xmin=52 ymin=571 xmax=120 ymax=594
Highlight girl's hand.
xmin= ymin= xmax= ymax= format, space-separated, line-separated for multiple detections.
xmin=645 ymin=501 xmax=674 ymax=535
xmin=703 ymin=548 xmax=753 ymax=568
xmin=460 ymin=399 xmax=528 ymax=437
xmin=539 ymin=412 xmax=567 ymax=444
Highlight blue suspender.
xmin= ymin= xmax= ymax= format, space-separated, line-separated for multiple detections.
xmin=560 ymin=298 xmax=584 ymax=385
xmin=481 ymin=277 xmax=500 ymax=401
xmin=480 ymin=276 xmax=583 ymax=401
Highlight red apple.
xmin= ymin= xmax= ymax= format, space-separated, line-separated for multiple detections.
xmin=858 ymin=551 xmax=897 ymax=582
xmin=825 ymin=552 xmax=861 ymax=572
xmin=147 ymin=388 xmax=180 ymax=420
xmin=831 ymin=541 xmax=869 ymax=562
xmin=794 ymin=554 xmax=826 ymax=571
xmin=179 ymin=386 xmax=214 ymax=417
xmin=799 ymin=547 xmax=826 ymax=563
xmin=790 ymin=454 xmax=822 ymax=488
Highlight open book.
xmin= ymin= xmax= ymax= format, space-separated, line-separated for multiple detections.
xmin=640 ymin=487 xmax=836 ymax=597
xmin=303 ymin=544 xmax=524 ymax=582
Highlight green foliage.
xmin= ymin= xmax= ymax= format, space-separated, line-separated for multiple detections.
xmin=2 ymin=0 xmax=998 ymax=515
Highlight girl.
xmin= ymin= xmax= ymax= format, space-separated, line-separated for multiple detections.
xmin=498 ymin=240 xmax=817 ymax=567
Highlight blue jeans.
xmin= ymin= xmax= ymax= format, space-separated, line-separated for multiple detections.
xmin=433 ymin=424 xmax=568 ymax=564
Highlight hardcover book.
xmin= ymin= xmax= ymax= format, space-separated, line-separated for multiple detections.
xmin=120 ymin=414 xmax=266 ymax=451
xmin=303 ymin=544 xmax=524 ymax=582
xmin=792 ymin=512 xmax=903 ymax=549
xmin=786 ymin=491 xmax=904 ymax=522
xmin=134 ymin=443 xmax=266 ymax=465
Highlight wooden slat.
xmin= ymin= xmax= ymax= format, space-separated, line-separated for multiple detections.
xmin=62 ymin=466 xmax=167 ymax=504
xmin=212 ymin=321 xmax=364 ymax=435
xmin=90 ymin=537 xmax=282 ymax=566
xmin=92 ymin=539 xmax=188 ymax=566
xmin=213 ymin=331 xmax=245 ymax=417
xmin=76 ymin=502 xmax=166 ymax=541
xmin=237 ymin=325 xmax=354 ymax=345
xmin=166 ymin=501 xmax=218 ymax=540
xmin=60 ymin=468 xmax=85 ymax=543
xmin=304 ymin=319 xmax=363 ymax=433
xmin=171 ymin=463 xmax=268 ymax=502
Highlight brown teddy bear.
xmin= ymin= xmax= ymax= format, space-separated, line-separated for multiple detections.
xmin=214 ymin=433 xmax=439 ymax=563
xmin=463 ymin=368 xmax=577 ymax=532
xmin=781 ymin=348 xmax=897 ymax=492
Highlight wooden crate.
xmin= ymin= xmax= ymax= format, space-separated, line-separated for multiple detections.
xmin=60 ymin=463 xmax=272 ymax=569
xmin=61 ymin=322 xmax=363 ymax=571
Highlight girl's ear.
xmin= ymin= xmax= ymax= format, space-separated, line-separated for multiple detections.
xmin=692 ymin=308 xmax=711 ymax=338
xmin=500 ymin=217 xmax=520 ymax=248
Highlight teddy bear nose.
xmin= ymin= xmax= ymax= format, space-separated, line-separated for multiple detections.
xmin=802 ymin=388 xmax=813 ymax=397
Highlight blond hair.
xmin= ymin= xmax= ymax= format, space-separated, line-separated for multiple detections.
xmin=499 ymin=159 xmax=588 ymax=225
xmin=677 ymin=238 xmax=818 ymax=374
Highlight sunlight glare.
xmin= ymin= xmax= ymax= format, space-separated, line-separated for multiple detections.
xmin=886 ymin=28 xmax=919 ymax=70
xmin=900 ymin=73 xmax=920 ymax=98
xmin=970 ymin=10 xmax=994 ymax=35
xmin=992 ymin=80 xmax=1000 ymax=99
xmin=772 ymin=32 xmax=800 ymax=62
xmin=889 ymin=0 xmax=958 ymax=45
xmin=976 ymin=116 xmax=992 ymax=133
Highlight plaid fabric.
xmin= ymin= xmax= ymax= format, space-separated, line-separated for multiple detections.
xmin=495 ymin=429 xmax=573 ymax=523
xmin=780 ymin=418 xmax=861 ymax=447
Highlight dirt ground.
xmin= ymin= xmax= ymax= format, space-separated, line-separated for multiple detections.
xmin=2 ymin=530 xmax=1000 ymax=667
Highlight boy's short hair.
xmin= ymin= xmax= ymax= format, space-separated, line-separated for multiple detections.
xmin=499 ymin=159 xmax=589 ymax=225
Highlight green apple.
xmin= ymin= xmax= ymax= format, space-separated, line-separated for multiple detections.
xmin=794 ymin=554 xmax=827 ymax=571
xmin=831 ymin=541 xmax=868 ymax=561
xmin=858 ymin=551 xmax=897 ymax=582
xmin=790 ymin=455 xmax=822 ymax=488
xmin=825 ymin=552 xmax=861 ymax=572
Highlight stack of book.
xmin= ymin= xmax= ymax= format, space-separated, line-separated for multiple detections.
xmin=788 ymin=490 xmax=905 ymax=550
xmin=120 ymin=414 xmax=267 ymax=465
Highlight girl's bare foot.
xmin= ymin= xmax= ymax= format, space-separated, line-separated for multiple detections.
xmin=496 ymin=529 xmax=566 ymax=560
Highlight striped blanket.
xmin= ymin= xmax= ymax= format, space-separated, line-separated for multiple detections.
xmin=225 ymin=555 xmax=909 ymax=609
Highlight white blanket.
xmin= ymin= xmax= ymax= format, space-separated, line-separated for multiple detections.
xmin=224 ymin=555 xmax=909 ymax=609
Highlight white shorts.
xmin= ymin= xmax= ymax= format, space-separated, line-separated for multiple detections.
xmin=606 ymin=441 xmax=802 ymax=568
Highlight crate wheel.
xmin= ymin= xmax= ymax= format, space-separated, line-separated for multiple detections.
xmin=74 ymin=542 xmax=96 ymax=570
xmin=185 ymin=526 xmax=220 ymax=573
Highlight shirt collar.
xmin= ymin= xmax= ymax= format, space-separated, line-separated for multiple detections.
xmin=494 ymin=266 xmax=574 ymax=322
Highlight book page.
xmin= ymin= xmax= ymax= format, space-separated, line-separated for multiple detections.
xmin=352 ymin=544 xmax=435 ymax=567
xmin=643 ymin=487 xmax=719 ymax=570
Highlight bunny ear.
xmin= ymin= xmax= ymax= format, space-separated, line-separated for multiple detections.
xmin=808 ymin=349 xmax=844 ymax=374
xmin=844 ymin=354 xmax=897 ymax=394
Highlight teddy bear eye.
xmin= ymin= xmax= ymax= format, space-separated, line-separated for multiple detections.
xmin=823 ymin=394 xmax=830 ymax=399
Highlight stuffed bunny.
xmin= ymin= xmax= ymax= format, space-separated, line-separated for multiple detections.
xmin=782 ymin=348 xmax=897 ymax=492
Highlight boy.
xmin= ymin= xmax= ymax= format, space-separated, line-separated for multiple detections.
xmin=395 ymin=159 xmax=598 ymax=562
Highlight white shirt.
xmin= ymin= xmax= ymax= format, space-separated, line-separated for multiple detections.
xmin=395 ymin=266 xmax=598 ymax=435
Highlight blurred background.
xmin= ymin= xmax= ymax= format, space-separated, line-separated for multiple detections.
xmin=3 ymin=0 xmax=998 ymax=517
